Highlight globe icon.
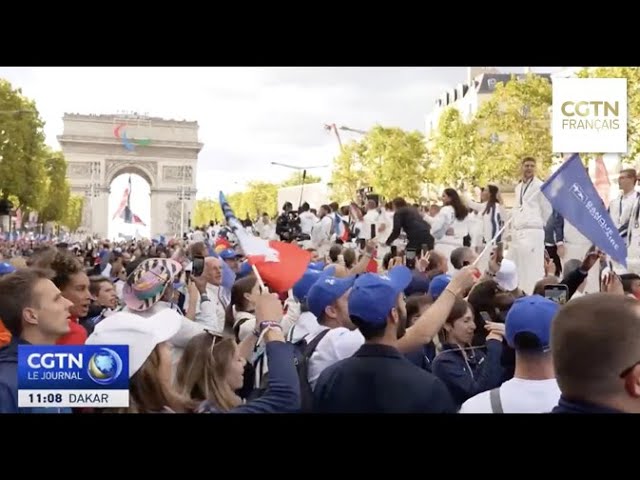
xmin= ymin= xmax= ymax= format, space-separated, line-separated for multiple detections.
xmin=87 ymin=348 xmax=123 ymax=386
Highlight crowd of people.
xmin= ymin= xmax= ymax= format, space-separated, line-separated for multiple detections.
xmin=1 ymin=155 xmax=639 ymax=414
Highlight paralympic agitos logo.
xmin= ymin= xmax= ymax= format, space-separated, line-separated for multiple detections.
xmin=113 ymin=124 xmax=152 ymax=152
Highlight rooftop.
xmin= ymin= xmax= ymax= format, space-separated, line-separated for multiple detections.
xmin=61 ymin=112 xmax=199 ymax=126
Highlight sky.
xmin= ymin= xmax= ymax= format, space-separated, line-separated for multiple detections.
xmin=0 ymin=66 xmax=564 ymax=235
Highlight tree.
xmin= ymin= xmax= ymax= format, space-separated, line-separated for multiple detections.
xmin=62 ymin=194 xmax=83 ymax=232
xmin=280 ymin=171 xmax=322 ymax=187
xmin=431 ymin=107 xmax=479 ymax=189
xmin=193 ymin=198 xmax=220 ymax=227
xmin=577 ymin=67 xmax=640 ymax=161
xmin=244 ymin=181 xmax=278 ymax=217
xmin=359 ymin=126 xmax=429 ymax=202
xmin=329 ymin=140 xmax=370 ymax=204
xmin=39 ymin=150 xmax=70 ymax=223
xmin=329 ymin=126 xmax=428 ymax=203
xmin=0 ymin=79 xmax=48 ymax=210
xmin=474 ymin=73 xmax=553 ymax=183
xmin=226 ymin=192 xmax=246 ymax=219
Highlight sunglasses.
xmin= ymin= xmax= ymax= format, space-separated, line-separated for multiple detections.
xmin=204 ymin=329 xmax=225 ymax=355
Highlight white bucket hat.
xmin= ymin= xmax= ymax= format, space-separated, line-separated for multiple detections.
xmin=86 ymin=309 xmax=182 ymax=378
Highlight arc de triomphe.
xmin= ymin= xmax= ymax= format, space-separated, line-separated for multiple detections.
xmin=58 ymin=113 xmax=202 ymax=238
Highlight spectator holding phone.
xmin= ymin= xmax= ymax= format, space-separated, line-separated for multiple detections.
xmin=431 ymin=296 xmax=504 ymax=408
xmin=459 ymin=295 xmax=561 ymax=413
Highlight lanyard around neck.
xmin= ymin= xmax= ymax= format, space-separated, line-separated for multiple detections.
xmin=520 ymin=179 xmax=533 ymax=206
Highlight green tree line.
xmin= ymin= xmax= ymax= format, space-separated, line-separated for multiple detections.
xmin=328 ymin=68 xmax=640 ymax=202
xmin=0 ymin=78 xmax=82 ymax=231
xmin=192 ymin=172 xmax=322 ymax=226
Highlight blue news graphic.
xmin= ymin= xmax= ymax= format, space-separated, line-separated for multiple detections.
xmin=18 ymin=345 xmax=129 ymax=390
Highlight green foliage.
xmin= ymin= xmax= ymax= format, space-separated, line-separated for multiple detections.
xmin=431 ymin=108 xmax=478 ymax=189
xmin=0 ymin=79 xmax=48 ymax=210
xmin=62 ymin=194 xmax=83 ymax=232
xmin=207 ymin=182 xmax=279 ymax=223
xmin=329 ymin=126 xmax=428 ymax=203
xmin=280 ymin=171 xmax=322 ymax=187
xmin=329 ymin=140 xmax=369 ymax=204
xmin=244 ymin=181 xmax=278 ymax=217
xmin=361 ymin=126 xmax=428 ymax=201
xmin=475 ymin=73 xmax=553 ymax=183
xmin=429 ymin=74 xmax=553 ymax=189
xmin=577 ymin=67 xmax=640 ymax=160
xmin=193 ymin=198 xmax=221 ymax=227
xmin=39 ymin=150 xmax=70 ymax=223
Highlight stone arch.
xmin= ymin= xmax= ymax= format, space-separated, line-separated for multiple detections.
xmin=105 ymin=161 xmax=156 ymax=190
xmin=60 ymin=113 xmax=202 ymax=238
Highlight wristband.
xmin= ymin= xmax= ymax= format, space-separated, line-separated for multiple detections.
xmin=200 ymin=294 xmax=210 ymax=303
xmin=443 ymin=288 xmax=458 ymax=298
xmin=259 ymin=321 xmax=282 ymax=332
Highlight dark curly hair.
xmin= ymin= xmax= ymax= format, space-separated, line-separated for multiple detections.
xmin=49 ymin=251 xmax=85 ymax=290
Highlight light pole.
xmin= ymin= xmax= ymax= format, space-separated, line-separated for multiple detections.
xmin=179 ymin=164 xmax=192 ymax=238
xmin=324 ymin=124 xmax=368 ymax=152
xmin=270 ymin=162 xmax=328 ymax=209
xmin=338 ymin=125 xmax=367 ymax=135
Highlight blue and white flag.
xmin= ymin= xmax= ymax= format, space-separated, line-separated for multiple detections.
xmin=540 ymin=154 xmax=627 ymax=267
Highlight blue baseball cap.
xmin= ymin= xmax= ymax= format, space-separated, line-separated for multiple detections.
xmin=307 ymin=273 xmax=355 ymax=319
xmin=348 ymin=266 xmax=413 ymax=327
xmin=219 ymin=248 xmax=241 ymax=260
xmin=405 ymin=271 xmax=430 ymax=296
xmin=293 ymin=265 xmax=336 ymax=303
xmin=505 ymin=295 xmax=560 ymax=351
xmin=0 ymin=262 xmax=16 ymax=276
xmin=236 ymin=261 xmax=253 ymax=279
xmin=428 ymin=274 xmax=451 ymax=300
xmin=308 ymin=261 xmax=325 ymax=271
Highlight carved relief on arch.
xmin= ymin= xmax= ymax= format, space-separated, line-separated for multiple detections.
xmin=67 ymin=162 xmax=93 ymax=179
xmin=105 ymin=160 xmax=158 ymax=187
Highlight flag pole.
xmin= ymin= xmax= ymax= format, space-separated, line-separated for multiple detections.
xmin=251 ymin=264 xmax=267 ymax=292
xmin=472 ymin=189 xmax=543 ymax=267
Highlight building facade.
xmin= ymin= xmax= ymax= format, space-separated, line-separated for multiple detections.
xmin=58 ymin=113 xmax=203 ymax=238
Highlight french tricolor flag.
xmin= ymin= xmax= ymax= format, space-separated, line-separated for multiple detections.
xmin=219 ymin=191 xmax=311 ymax=293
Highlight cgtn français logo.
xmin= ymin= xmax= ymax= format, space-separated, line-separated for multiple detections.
xmin=552 ymin=77 xmax=627 ymax=154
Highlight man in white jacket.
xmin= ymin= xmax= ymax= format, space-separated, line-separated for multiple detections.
xmin=609 ymin=169 xmax=639 ymax=273
xmin=507 ymin=157 xmax=552 ymax=295
xmin=624 ymin=193 xmax=640 ymax=275
xmin=311 ymin=205 xmax=334 ymax=258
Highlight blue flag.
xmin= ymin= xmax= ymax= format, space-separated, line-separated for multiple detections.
xmin=540 ymin=154 xmax=627 ymax=267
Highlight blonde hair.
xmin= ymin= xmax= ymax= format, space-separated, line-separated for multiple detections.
xmin=8 ymin=257 xmax=27 ymax=268
xmin=174 ymin=333 xmax=242 ymax=412
xmin=109 ymin=346 xmax=195 ymax=413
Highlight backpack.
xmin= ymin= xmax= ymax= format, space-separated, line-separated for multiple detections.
xmin=489 ymin=387 xmax=504 ymax=413
xmin=292 ymin=328 xmax=331 ymax=412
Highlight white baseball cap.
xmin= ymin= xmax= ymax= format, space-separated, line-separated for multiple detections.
xmin=495 ymin=259 xmax=519 ymax=292
xmin=86 ymin=309 xmax=182 ymax=378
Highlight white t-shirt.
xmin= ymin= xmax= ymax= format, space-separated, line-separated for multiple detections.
xmin=306 ymin=325 xmax=365 ymax=389
xmin=459 ymin=377 xmax=561 ymax=413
